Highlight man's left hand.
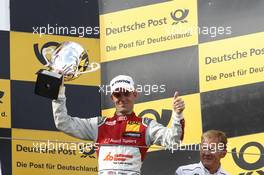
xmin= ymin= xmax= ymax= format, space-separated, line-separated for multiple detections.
xmin=172 ymin=91 xmax=185 ymax=115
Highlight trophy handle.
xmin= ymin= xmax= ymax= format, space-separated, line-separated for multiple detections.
xmin=79 ymin=62 xmax=100 ymax=74
xmin=41 ymin=47 xmax=54 ymax=66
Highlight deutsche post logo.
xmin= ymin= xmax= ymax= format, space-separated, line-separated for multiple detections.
xmin=0 ymin=90 xmax=7 ymax=118
xmin=139 ymin=109 xmax=172 ymax=126
xmin=0 ymin=91 xmax=4 ymax=104
xmin=232 ymin=141 xmax=264 ymax=174
xmin=170 ymin=9 xmax=189 ymax=25
xmin=79 ymin=145 xmax=96 ymax=159
xmin=33 ymin=42 xmax=60 ymax=66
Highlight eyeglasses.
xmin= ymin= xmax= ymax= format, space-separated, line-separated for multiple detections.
xmin=112 ymin=91 xmax=131 ymax=98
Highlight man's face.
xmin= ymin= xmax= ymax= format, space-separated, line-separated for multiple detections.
xmin=200 ymin=136 xmax=227 ymax=171
xmin=111 ymin=88 xmax=138 ymax=115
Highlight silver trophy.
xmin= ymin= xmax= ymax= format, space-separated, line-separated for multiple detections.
xmin=35 ymin=41 xmax=100 ymax=99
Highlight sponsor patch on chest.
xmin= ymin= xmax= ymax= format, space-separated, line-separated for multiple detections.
xmin=125 ymin=121 xmax=140 ymax=132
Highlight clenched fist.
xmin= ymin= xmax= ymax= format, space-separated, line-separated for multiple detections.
xmin=172 ymin=91 xmax=185 ymax=114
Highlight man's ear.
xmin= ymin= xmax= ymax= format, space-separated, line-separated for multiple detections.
xmin=110 ymin=94 xmax=114 ymax=101
xmin=133 ymin=91 xmax=138 ymax=98
xmin=220 ymin=150 xmax=227 ymax=158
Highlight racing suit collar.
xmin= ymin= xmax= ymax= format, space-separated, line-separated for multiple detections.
xmin=199 ymin=161 xmax=223 ymax=174
xmin=113 ymin=112 xmax=137 ymax=121
xmin=114 ymin=112 xmax=136 ymax=117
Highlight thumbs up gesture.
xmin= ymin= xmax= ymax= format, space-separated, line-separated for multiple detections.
xmin=172 ymin=91 xmax=185 ymax=114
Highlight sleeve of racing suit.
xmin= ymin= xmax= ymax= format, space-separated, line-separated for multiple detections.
xmin=52 ymin=86 xmax=100 ymax=141
xmin=145 ymin=112 xmax=185 ymax=147
xmin=175 ymin=166 xmax=183 ymax=175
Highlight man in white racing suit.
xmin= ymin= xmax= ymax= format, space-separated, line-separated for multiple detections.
xmin=175 ymin=130 xmax=229 ymax=175
xmin=53 ymin=75 xmax=185 ymax=175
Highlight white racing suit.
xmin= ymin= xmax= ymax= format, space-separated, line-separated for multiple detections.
xmin=175 ymin=162 xmax=229 ymax=175
xmin=52 ymin=87 xmax=185 ymax=175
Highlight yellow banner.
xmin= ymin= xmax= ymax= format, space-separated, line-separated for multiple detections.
xmin=12 ymin=129 xmax=98 ymax=175
xmin=0 ymin=79 xmax=11 ymax=128
xmin=10 ymin=32 xmax=100 ymax=86
xmin=222 ymin=133 xmax=264 ymax=174
xmin=199 ymin=32 xmax=264 ymax=92
xmin=102 ymin=93 xmax=202 ymax=146
xmin=100 ymin=0 xmax=198 ymax=62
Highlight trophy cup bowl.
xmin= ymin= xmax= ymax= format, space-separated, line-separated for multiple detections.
xmin=35 ymin=41 xmax=100 ymax=99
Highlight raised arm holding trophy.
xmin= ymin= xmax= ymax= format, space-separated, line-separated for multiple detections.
xmin=34 ymin=41 xmax=186 ymax=175
xmin=34 ymin=41 xmax=100 ymax=99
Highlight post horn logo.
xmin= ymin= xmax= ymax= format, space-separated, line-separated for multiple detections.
xmin=170 ymin=9 xmax=189 ymax=25
xmin=79 ymin=145 xmax=96 ymax=159
xmin=139 ymin=109 xmax=172 ymax=126
xmin=33 ymin=42 xmax=60 ymax=66
xmin=232 ymin=141 xmax=264 ymax=174
xmin=0 ymin=91 xmax=4 ymax=104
